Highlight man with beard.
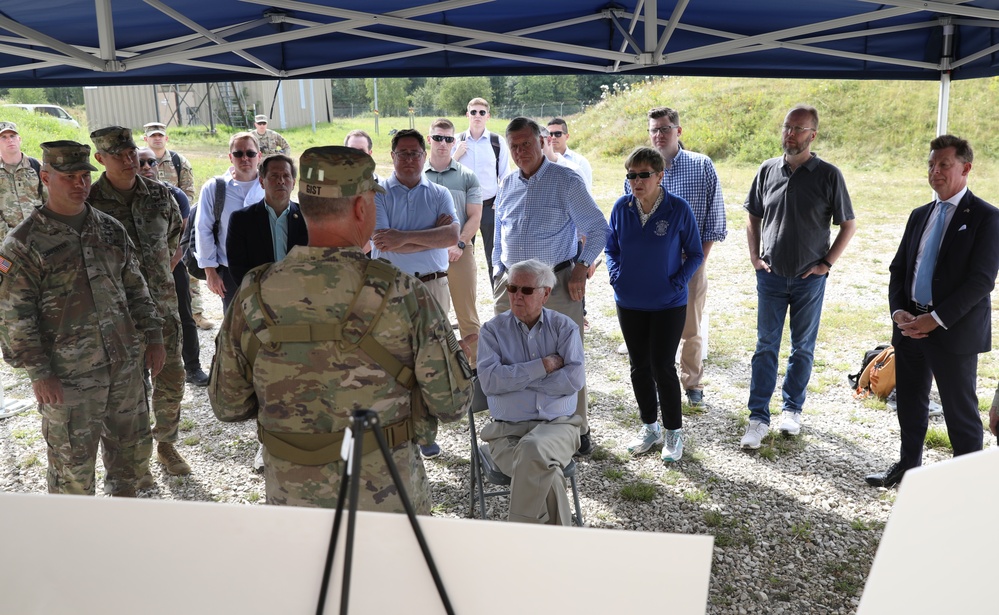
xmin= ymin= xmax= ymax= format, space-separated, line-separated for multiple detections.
xmin=740 ymin=105 xmax=856 ymax=449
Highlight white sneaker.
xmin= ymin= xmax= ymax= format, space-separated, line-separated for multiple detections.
xmin=627 ymin=423 xmax=664 ymax=455
xmin=661 ymin=428 xmax=684 ymax=462
xmin=616 ymin=342 xmax=628 ymax=355
xmin=778 ymin=411 xmax=802 ymax=436
xmin=253 ymin=443 xmax=265 ymax=472
xmin=740 ymin=419 xmax=769 ymax=449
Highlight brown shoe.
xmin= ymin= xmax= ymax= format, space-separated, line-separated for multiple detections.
xmin=137 ymin=471 xmax=155 ymax=490
xmin=112 ymin=486 xmax=137 ymax=498
xmin=193 ymin=313 xmax=216 ymax=330
xmin=157 ymin=441 xmax=192 ymax=476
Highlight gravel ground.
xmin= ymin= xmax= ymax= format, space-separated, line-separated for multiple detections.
xmin=2 ymin=213 xmax=995 ymax=614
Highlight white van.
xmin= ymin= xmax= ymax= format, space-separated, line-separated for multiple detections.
xmin=1 ymin=104 xmax=80 ymax=129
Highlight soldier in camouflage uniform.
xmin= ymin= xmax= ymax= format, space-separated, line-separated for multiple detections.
xmin=209 ymin=146 xmax=474 ymax=512
xmin=90 ymin=127 xmax=190 ymax=480
xmin=0 ymin=140 xmax=165 ymax=497
xmin=253 ymin=114 xmax=290 ymax=156
xmin=0 ymin=121 xmax=47 ymax=233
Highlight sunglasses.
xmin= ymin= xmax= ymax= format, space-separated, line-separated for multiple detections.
xmin=231 ymin=150 xmax=259 ymax=159
xmin=548 ymin=131 xmax=565 ymax=138
xmin=626 ymin=171 xmax=656 ymax=180
xmin=468 ymin=110 xmax=488 ymax=116
xmin=138 ymin=159 xmax=158 ymax=168
xmin=506 ymin=284 xmax=539 ymax=295
xmin=429 ymin=135 xmax=455 ymax=143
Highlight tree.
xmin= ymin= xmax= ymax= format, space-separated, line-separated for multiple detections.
xmin=365 ymin=78 xmax=411 ymax=116
xmin=435 ymin=76 xmax=492 ymax=115
xmin=513 ymin=74 xmax=579 ymax=105
xmin=331 ymin=78 xmax=368 ymax=106
xmin=44 ymin=87 xmax=83 ymax=106
xmin=6 ymin=88 xmax=46 ymax=104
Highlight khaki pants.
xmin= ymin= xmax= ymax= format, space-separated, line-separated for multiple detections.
xmin=447 ymin=244 xmax=480 ymax=366
xmin=493 ymin=266 xmax=588 ymax=433
xmin=479 ymin=415 xmax=581 ymax=526
xmin=423 ymin=276 xmax=451 ymax=316
xmin=680 ymin=263 xmax=707 ymax=391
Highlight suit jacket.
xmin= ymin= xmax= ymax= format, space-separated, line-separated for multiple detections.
xmin=226 ymin=199 xmax=308 ymax=285
xmin=888 ymin=189 xmax=999 ymax=355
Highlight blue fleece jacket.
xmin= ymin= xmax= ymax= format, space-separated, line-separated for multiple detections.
xmin=605 ymin=191 xmax=704 ymax=311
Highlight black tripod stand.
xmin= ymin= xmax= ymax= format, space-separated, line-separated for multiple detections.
xmin=315 ymin=410 xmax=455 ymax=615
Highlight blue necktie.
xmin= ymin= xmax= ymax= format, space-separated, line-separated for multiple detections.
xmin=913 ymin=201 xmax=948 ymax=305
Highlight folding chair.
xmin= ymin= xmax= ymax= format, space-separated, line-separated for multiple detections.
xmin=467 ymin=378 xmax=583 ymax=526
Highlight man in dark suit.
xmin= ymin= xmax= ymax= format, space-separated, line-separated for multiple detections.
xmin=226 ymin=153 xmax=308 ymax=286
xmin=866 ymin=135 xmax=999 ymax=488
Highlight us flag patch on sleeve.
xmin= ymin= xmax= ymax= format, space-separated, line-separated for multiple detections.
xmin=0 ymin=255 xmax=12 ymax=274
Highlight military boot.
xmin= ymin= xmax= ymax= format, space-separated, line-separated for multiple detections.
xmin=111 ymin=486 xmax=137 ymax=498
xmin=157 ymin=441 xmax=192 ymax=476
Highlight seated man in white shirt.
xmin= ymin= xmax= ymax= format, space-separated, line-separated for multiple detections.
xmin=477 ymin=259 xmax=584 ymax=526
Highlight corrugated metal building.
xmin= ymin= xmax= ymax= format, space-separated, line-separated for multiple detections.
xmin=83 ymin=79 xmax=334 ymax=133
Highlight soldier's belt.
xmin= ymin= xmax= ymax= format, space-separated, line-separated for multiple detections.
xmin=257 ymin=418 xmax=414 ymax=466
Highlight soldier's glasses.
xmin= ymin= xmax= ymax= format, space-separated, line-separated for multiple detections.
xmin=138 ymin=159 xmax=158 ymax=168
xmin=626 ymin=171 xmax=655 ymax=180
xmin=506 ymin=285 xmax=538 ymax=295
xmin=231 ymin=150 xmax=259 ymax=158
xmin=469 ymin=110 xmax=488 ymax=116
xmin=429 ymin=135 xmax=455 ymax=143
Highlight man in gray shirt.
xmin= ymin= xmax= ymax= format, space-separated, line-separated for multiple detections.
xmin=741 ymin=105 xmax=856 ymax=449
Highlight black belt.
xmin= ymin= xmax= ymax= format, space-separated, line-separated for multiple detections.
xmin=911 ymin=301 xmax=931 ymax=314
xmin=553 ymin=259 xmax=574 ymax=273
xmin=417 ymin=271 xmax=448 ymax=283
xmin=483 ymin=197 xmax=495 ymax=207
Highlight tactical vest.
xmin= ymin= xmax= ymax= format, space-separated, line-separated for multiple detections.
xmin=239 ymin=258 xmax=433 ymax=465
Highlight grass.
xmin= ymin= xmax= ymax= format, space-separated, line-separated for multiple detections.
xmin=620 ymin=482 xmax=657 ymax=502
xmin=684 ymin=489 xmax=708 ymax=504
xmin=791 ymin=520 xmax=814 ymax=542
xmin=182 ymin=435 xmax=201 ymax=446
xmin=602 ymin=467 xmax=624 ymax=480
xmin=924 ymin=426 xmax=953 ymax=451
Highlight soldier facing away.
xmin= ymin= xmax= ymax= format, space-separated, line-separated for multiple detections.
xmin=0 ymin=140 xmax=165 ymax=497
xmin=209 ymin=145 xmax=474 ymax=512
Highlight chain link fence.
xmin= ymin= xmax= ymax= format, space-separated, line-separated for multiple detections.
xmin=331 ymin=101 xmax=592 ymax=120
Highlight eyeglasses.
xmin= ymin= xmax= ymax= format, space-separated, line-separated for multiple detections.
xmin=506 ymin=284 xmax=539 ymax=295
xmin=392 ymin=150 xmax=424 ymax=160
xmin=548 ymin=131 xmax=565 ymax=138
xmin=468 ymin=109 xmax=488 ymax=116
xmin=138 ymin=159 xmax=158 ymax=168
xmin=626 ymin=171 xmax=656 ymax=180
xmin=429 ymin=135 xmax=455 ymax=144
xmin=649 ymin=125 xmax=678 ymax=135
xmin=781 ymin=124 xmax=815 ymax=135
xmin=231 ymin=150 xmax=259 ymax=158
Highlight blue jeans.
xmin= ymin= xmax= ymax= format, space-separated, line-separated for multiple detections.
xmin=748 ymin=270 xmax=827 ymax=423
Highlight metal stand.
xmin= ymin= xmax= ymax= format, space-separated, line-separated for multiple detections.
xmin=0 ymin=383 xmax=33 ymax=420
xmin=315 ymin=410 xmax=455 ymax=615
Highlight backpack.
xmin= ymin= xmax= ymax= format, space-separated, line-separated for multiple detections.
xmin=852 ymin=345 xmax=896 ymax=400
xmin=26 ymin=156 xmax=43 ymax=198
xmin=169 ymin=151 xmax=182 ymax=184
xmin=458 ymin=131 xmax=501 ymax=178
xmin=181 ymin=178 xmax=226 ymax=280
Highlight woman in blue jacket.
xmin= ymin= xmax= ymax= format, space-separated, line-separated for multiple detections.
xmin=606 ymin=147 xmax=704 ymax=462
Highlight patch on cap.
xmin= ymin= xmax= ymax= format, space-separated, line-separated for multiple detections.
xmin=143 ymin=122 xmax=167 ymax=136
xmin=40 ymin=140 xmax=98 ymax=173
xmin=90 ymin=126 xmax=137 ymax=155
xmin=254 ymin=114 xmax=268 ymax=123
xmin=0 ymin=121 xmax=18 ymax=135
xmin=298 ymin=146 xmax=386 ymax=199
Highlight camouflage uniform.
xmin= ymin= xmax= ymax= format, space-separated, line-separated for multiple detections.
xmin=255 ymin=129 xmax=290 ymax=156
xmin=89 ymin=167 xmax=185 ymax=447
xmin=0 ymin=170 xmax=163 ymax=495
xmin=0 ymin=122 xmax=47 ymax=233
xmin=153 ymin=149 xmax=195 ymax=202
xmin=210 ymin=145 xmax=473 ymax=513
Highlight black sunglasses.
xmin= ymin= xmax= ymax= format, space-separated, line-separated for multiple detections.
xmin=506 ymin=284 xmax=539 ymax=295
xmin=138 ymin=159 xmax=158 ymax=168
xmin=429 ymin=135 xmax=455 ymax=143
xmin=626 ymin=171 xmax=655 ymax=180
xmin=548 ymin=131 xmax=565 ymax=138
xmin=231 ymin=150 xmax=259 ymax=158
xmin=469 ymin=110 xmax=487 ymax=116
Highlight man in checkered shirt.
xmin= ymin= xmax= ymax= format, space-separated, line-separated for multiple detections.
xmin=621 ymin=106 xmax=727 ymax=408
xmin=492 ymin=117 xmax=608 ymax=455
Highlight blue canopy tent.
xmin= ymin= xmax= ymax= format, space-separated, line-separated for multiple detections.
xmin=2 ymin=1 xmax=999 ymax=131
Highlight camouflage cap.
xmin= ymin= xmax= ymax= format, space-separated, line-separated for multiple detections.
xmin=40 ymin=140 xmax=99 ymax=173
xmin=143 ymin=122 xmax=167 ymax=136
xmin=299 ymin=146 xmax=386 ymax=199
xmin=0 ymin=121 xmax=18 ymax=135
xmin=90 ymin=126 xmax=137 ymax=154
xmin=254 ymin=114 xmax=268 ymax=123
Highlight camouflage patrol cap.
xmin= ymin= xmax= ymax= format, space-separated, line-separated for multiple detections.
xmin=40 ymin=140 xmax=99 ymax=172
xmin=254 ymin=114 xmax=268 ymax=124
xmin=299 ymin=146 xmax=386 ymax=199
xmin=0 ymin=121 xmax=18 ymax=135
xmin=143 ymin=122 xmax=167 ymax=136
xmin=90 ymin=126 xmax=138 ymax=154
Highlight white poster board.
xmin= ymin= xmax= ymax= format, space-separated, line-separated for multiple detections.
xmin=0 ymin=493 xmax=714 ymax=614
xmin=858 ymin=447 xmax=999 ymax=614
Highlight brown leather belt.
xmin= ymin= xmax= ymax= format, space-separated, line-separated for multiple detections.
xmin=553 ymin=260 xmax=574 ymax=273
xmin=417 ymin=271 xmax=448 ymax=283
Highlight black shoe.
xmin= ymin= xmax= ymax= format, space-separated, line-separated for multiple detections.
xmin=865 ymin=461 xmax=907 ymax=488
xmin=185 ymin=369 xmax=210 ymax=387
xmin=576 ymin=432 xmax=594 ymax=456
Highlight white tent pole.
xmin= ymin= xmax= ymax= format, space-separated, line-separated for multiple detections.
xmin=936 ymin=20 xmax=954 ymax=136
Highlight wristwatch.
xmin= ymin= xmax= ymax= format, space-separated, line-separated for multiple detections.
xmin=457 ymin=241 xmax=466 ymax=250
xmin=577 ymin=259 xmax=590 ymax=268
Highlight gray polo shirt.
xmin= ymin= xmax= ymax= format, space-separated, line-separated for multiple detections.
xmin=424 ymin=159 xmax=482 ymax=228
xmin=744 ymin=153 xmax=854 ymax=278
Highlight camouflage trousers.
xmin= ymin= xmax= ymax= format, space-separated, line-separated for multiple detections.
xmin=150 ymin=315 xmax=184 ymax=443
xmin=40 ymin=361 xmax=151 ymax=496
xmin=264 ymin=440 xmax=431 ymax=514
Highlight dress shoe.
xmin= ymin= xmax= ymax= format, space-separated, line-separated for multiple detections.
xmin=576 ymin=431 xmax=595 ymax=455
xmin=865 ymin=461 xmax=907 ymax=488
xmin=186 ymin=368 xmax=210 ymax=386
